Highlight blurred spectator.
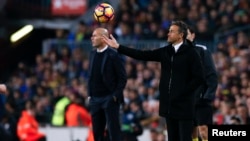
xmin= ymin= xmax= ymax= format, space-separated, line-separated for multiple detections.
xmin=65 ymin=88 xmax=94 ymax=141
xmin=149 ymin=128 xmax=166 ymax=141
xmin=0 ymin=84 xmax=7 ymax=94
xmin=229 ymin=116 xmax=242 ymax=125
xmin=65 ymin=89 xmax=91 ymax=127
xmin=236 ymin=103 xmax=250 ymax=124
xmin=0 ymin=113 xmax=19 ymax=141
xmin=121 ymin=101 xmax=143 ymax=141
xmin=17 ymin=100 xmax=46 ymax=141
xmin=0 ymin=116 xmax=13 ymax=141
xmin=51 ymin=88 xmax=71 ymax=126
xmin=68 ymin=21 xmax=91 ymax=42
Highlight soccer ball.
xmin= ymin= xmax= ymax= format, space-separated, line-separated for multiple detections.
xmin=94 ymin=3 xmax=114 ymax=23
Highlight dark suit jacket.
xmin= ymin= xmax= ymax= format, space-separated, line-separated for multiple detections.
xmin=117 ymin=41 xmax=204 ymax=119
xmin=194 ymin=44 xmax=218 ymax=102
xmin=88 ymin=47 xmax=127 ymax=103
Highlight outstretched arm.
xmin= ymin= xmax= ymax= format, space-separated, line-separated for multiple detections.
xmin=102 ymin=34 xmax=163 ymax=62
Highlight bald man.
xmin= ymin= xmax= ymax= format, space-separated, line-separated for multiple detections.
xmin=88 ymin=28 xmax=127 ymax=141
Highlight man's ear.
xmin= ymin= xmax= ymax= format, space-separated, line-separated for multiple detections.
xmin=179 ymin=32 xmax=184 ymax=40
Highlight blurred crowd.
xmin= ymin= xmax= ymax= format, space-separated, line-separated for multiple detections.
xmin=68 ymin=0 xmax=250 ymax=43
xmin=1 ymin=0 xmax=250 ymax=141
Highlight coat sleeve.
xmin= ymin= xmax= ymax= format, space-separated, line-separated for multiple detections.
xmin=202 ymin=49 xmax=218 ymax=100
xmin=187 ymin=49 xmax=205 ymax=93
xmin=112 ymin=53 xmax=127 ymax=102
xmin=117 ymin=45 xmax=163 ymax=62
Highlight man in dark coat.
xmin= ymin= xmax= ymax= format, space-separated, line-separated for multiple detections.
xmin=103 ymin=21 xmax=204 ymax=141
xmin=88 ymin=27 xmax=127 ymax=141
xmin=187 ymin=26 xmax=218 ymax=141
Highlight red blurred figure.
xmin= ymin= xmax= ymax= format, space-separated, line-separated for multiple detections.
xmin=17 ymin=100 xmax=46 ymax=141
xmin=65 ymin=89 xmax=94 ymax=141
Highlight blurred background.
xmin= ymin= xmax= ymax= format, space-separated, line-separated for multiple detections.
xmin=0 ymin=0 xmax=250 ymax=141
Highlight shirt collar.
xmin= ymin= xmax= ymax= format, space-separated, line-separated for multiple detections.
xmin=97 ymin=46 xmax=108 ymax=53
xmin=173 ymin=41 xmax=183 ymax=52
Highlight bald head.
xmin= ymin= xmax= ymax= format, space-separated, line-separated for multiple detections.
xmin=91 ymin=28 xmax=109 ymax=48
xmin=95 ymin=28 xmax=109 ymax=37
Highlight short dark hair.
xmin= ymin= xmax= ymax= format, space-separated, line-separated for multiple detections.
xmin=230 ymin=116 xmax=241 ymax=124
xmin=187 ymin=25 xmax=196 ymax=34
xmin=171 ymin=21 xmax=188 ymax=39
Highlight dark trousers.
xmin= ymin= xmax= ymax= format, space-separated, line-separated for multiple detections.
xmin=89 ymin=95 xmax=121 ymax=141
xmin=166 ymin=117 xmax=193 ymax=141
